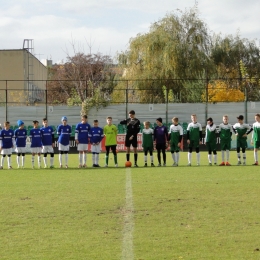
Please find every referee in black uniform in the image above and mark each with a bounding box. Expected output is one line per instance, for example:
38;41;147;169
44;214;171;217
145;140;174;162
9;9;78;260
120;110;141;166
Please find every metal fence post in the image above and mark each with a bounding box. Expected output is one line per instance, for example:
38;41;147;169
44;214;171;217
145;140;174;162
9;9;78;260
45;80;48;118
165;86;168;125
205;75;209;125
5;80;7;121
125;81;128;119
244;85;248;123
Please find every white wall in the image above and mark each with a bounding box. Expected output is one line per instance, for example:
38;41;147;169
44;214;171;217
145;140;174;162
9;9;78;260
0;102;259;128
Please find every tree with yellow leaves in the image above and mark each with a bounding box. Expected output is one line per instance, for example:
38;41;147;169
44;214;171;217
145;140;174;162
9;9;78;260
202;80;244;102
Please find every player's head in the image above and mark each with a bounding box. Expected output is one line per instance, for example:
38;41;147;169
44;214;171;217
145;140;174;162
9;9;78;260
4;121;10;129
156;117;163;126
42;117;48;127
172;117;178;124
143;121;150;129
17;120;24;129
237;115;244;123
207;117;213;125
61;116;67;125
191;114;197;123
33;120;39;128
129;110;135;119
255;113;260;122
93;119;99;127
81;115;88;123
223;115;229;124
107;116;112;125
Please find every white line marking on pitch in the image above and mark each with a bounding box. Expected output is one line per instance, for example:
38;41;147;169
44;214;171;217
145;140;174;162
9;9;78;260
121;167;134;260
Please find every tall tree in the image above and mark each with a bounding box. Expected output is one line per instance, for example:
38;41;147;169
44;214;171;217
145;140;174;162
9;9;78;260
211;34;260;80
117;4;213;102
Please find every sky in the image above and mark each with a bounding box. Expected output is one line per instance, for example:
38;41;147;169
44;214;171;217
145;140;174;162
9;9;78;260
0;0;260;64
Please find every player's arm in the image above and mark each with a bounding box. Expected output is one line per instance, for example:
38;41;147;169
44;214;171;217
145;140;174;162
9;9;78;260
0;137;2;150
199;127;202;144
133;120;141;136
153;127;157;144
179;125;183;144
29;130;32;143
100;129;104;141
52;131;55;147
232;125;238;135
164;127;169;144
57;125;61;137
75;125;79;143
12;134;15;148
246;124;253;136
186;130;190;144
251;127;254;143
89;133;93;144
120;119;127;125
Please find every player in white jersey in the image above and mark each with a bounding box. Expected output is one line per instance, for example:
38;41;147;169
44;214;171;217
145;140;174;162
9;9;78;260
251;113;260;165
233;115;252;165
187;114;202;166
142;121;154;167
168;117;183;166
219;115;233;166
205;117;217;165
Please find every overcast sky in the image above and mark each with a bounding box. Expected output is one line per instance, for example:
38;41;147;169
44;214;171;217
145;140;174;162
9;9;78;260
1;0;260;64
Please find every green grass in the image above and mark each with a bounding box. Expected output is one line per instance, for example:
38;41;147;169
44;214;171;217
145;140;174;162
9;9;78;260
1;151;260;259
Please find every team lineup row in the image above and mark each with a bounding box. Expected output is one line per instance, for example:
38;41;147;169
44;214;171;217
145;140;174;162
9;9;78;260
1;110;260;169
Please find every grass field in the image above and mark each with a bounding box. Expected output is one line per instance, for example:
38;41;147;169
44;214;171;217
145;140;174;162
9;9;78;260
1;151;260;260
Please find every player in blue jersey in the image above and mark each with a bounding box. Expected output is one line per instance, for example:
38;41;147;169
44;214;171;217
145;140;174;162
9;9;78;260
75;115;91;168
30;120;42;169
57;116;72;168
0;121;15;169
89;120;104;167
41;118;55;168
14;120;27;168
154;117;168;166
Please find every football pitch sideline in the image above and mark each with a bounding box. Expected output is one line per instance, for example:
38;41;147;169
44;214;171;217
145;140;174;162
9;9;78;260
1;152;260;260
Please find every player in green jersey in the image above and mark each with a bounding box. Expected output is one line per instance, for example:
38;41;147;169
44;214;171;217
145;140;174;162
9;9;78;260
187;114;202;166
168;117;183;166
142;121;154;167
219;115;232;166
103;117;118;167
205;117;217;165
251;113;260;165
232;115;252;165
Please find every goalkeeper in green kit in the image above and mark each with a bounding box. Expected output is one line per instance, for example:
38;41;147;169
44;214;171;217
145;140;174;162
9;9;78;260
103;116;118;167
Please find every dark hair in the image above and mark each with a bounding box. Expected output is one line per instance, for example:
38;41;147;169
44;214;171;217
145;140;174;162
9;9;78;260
207;117;213;122
33;120;39;124
129;110;135;115
82;115;88;119
94;120;98;123
42;117;47;121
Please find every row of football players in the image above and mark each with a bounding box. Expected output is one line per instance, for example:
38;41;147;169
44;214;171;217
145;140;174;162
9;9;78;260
0;116;107;169
142;113;260;167
1;112;260;169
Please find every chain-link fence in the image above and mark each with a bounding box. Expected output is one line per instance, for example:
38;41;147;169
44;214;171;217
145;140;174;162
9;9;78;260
0;78;260;126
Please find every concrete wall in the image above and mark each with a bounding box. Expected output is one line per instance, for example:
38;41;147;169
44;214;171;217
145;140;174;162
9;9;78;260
0;49;47;103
